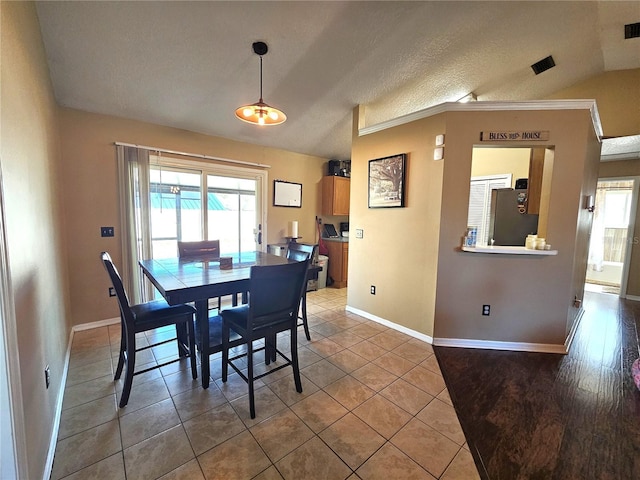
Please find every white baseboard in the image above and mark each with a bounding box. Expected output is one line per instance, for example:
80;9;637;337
44;317;120;480
73;317;120;332
432;337;568;354
625;294;640;302
345;305;434;344
564;308;584;352
346;305;571;354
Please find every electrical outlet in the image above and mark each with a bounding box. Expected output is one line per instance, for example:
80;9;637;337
109;287;116;297
44;365;50;389
101;226;115;237
370;285;376;295
356;229;364;239
482;304;490;316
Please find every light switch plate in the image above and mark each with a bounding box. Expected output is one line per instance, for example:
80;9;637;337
355;229;363;239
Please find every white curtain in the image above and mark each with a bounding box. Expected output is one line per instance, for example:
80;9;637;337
116;145;153;303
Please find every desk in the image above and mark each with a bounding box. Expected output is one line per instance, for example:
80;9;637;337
140;251;320;388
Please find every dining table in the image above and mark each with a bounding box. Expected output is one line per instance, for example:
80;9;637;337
139;250;320;388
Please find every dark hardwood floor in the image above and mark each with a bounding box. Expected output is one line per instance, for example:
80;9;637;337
435;291;640;479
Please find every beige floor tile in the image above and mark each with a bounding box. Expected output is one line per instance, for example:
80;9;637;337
419;353;442;374
319;413;386;470
214;371;265;401
163;368;200;397
301;359;347;388
392;341;433;364
391;418;460;478
416;398;467;445
123;425;194;480
402;365;446;397
353;395;412;440
328;317;363;331
379;378;434;415
351;363;398;391
310;322;345;338
58;394;117;440
437;388;453;406
348;323;385;340
250;409;315;462
349;340;388;361
51;420;121;480
172;383;228;422
275;436;352;480
60;452;125;480
230;385;289;427
356;442;436;480
157;458;205;480
117;377;171;416
368;331;409;351
66;358;113;387
441;448;481;480
71;328;111;353
252;465;284;480
267;372;319;405
290;390;348;433
326;349;369;373
183;402;246;455
323;375;375;410
120;398;181;449
328;330;365;348
62;375;115;410
371;351;416;376
297;345;324;368
306;337;345;357
198;430;271;480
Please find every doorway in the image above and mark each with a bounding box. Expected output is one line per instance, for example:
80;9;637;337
586;178;638;296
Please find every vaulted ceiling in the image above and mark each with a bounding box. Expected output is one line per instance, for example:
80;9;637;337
35;1;640;160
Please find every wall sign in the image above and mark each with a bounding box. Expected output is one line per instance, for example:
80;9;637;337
480;131;549;142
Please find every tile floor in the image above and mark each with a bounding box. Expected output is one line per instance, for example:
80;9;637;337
51;288;479;480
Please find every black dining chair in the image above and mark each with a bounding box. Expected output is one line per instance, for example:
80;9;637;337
177;240;225;310
220;259;310;418
101;252;197;408
286;243;318;341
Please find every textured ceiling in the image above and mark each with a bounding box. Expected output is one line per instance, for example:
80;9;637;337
35;1;640;160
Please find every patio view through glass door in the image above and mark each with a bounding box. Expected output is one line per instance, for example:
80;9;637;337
149;156;264;260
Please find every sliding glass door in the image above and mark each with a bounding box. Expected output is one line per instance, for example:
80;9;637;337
149;155;266;259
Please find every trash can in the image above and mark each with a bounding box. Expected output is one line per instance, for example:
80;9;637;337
317;255;328;289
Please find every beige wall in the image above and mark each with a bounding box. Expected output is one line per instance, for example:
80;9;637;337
550;68;640;297
57;109;326;326
471;147;530;187
548;68;640;137
1;2;70;478
349;110;445;337
350;105;601;346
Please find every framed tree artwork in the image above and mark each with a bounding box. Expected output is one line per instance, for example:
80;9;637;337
368;154;406;208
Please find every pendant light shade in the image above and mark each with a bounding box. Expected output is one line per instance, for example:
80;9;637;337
235;42;286;126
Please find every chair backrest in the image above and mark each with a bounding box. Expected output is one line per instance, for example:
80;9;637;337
100;251;134;324
286;243;317;262
248;260;310;329
178;240;220;259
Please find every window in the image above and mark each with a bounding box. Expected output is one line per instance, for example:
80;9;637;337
149;155;266;259
467;174;511;245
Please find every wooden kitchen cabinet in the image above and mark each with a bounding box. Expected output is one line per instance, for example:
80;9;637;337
326;240;348;288
322;176;350;216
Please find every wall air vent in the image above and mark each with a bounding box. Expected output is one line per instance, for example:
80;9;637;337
625;22;640;39
531;55;556;75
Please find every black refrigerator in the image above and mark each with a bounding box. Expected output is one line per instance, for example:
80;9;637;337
488;188;539;246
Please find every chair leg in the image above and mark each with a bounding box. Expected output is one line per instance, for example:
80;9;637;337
247;339;256;419
290;324;303;394
176;323;189;357
114;321;126;380
301;292;311;341
221;322;229;382
119;329;137;408
187;318;197;380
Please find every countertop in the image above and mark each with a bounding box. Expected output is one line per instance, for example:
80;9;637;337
322;236;349;243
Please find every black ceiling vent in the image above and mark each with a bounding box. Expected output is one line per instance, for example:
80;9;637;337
625;22;640;39
531;55;556;75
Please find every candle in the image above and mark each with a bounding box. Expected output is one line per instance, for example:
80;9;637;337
288;221;298;238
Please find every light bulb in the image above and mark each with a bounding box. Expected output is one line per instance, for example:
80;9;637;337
242;107;253;118
258;116;265;125
268;111;279;120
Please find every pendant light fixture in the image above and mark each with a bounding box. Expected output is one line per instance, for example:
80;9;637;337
235;42;286;126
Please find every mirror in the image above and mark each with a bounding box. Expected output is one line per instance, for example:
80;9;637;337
467;146;554;246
